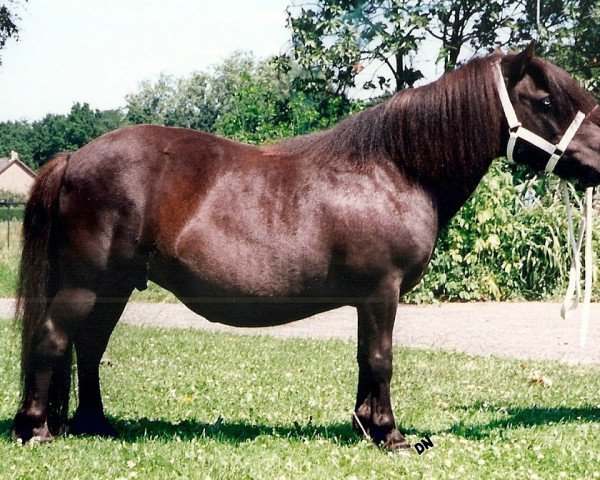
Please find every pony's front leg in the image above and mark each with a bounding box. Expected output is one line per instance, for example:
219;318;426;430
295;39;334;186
353;273;408;451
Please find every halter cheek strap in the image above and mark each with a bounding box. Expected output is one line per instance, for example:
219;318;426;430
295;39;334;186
492;61;591;173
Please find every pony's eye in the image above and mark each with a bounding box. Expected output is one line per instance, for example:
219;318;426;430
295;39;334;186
540;96;554;109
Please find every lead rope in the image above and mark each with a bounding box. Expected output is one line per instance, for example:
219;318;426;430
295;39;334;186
560;183;594;347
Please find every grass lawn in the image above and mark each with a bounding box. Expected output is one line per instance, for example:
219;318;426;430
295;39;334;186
0;221;21;298
1;320;599;479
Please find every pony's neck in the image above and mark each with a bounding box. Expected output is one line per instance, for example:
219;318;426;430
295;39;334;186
267;54;506;225
387;56;505;224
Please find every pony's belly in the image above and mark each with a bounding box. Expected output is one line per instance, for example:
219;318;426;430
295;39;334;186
181;298;344;327
148;254;347;326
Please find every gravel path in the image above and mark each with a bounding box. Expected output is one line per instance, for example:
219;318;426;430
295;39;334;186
1;299;599;364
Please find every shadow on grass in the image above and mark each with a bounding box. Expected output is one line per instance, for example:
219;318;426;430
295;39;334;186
441;404;600;440
0;416;363;446
0;419;12;441
1;405;598;444
110;416;363;445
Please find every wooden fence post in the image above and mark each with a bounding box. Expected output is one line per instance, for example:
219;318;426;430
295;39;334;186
7;204;10;250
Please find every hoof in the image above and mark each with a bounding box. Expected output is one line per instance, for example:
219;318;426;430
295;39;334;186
370;424;410;452
69;409;119;438
382;429;410;452
12;413;54;444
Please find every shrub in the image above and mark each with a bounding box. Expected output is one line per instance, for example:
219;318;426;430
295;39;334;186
0;190;25;222
408;160;595;302
0;189;25;204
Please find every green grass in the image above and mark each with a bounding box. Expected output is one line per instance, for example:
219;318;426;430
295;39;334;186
0;221;21;298
130;281;177;303
1;320;599;479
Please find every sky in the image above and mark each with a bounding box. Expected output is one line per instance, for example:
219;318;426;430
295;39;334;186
0;0;292;122
0;1;451;123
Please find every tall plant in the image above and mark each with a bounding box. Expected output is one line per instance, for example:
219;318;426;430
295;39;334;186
408;161;587;302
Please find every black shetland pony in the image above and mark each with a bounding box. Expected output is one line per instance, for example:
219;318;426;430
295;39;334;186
12;45;600;449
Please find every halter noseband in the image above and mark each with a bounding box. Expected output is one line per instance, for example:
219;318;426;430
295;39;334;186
492;61;595;173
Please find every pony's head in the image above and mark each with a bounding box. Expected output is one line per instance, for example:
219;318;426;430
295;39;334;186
496;43;600;189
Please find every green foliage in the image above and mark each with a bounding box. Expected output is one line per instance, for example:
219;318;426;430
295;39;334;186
285;1;600;96
0;222;21;295
0;121;34;168
0;190;24;204
29;103;128;166
123;51;357;146
284;0;427;94
125;72;218;131
520;1;600;96
213;55;357;144
283;0;527;94
0;104;128;168
211;53;290;142
213;70;286;143
0;0;26;65
124;53;277;133
1;321;600;478
0;206;23;222
422;0;520;71
409;161;597;302
0;190;25;222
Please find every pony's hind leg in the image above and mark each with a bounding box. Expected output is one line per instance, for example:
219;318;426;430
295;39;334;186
69;283;133;437
12;287;96;443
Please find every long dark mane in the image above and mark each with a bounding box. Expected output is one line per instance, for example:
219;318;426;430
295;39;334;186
267;54;505;218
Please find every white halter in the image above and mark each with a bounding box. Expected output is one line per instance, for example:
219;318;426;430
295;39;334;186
492;61;588;172
493;60;597;347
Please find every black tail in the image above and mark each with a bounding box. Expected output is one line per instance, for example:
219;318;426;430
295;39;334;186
16;153;71;432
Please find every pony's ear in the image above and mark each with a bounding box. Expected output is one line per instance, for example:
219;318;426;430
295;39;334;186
504;41;536;81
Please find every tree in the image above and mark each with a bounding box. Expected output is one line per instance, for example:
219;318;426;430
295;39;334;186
0;120;34;167
125;74;180;126
125;72;218;131
25;103;127;167
170;72;219;131
213;54;353;143
212;54;290;143
124;51;356;144
283;0;528;94
209;52;358;143
0;0;26;65
511;0;600;96
565;1;600;94
284;0;427;95
284;0;600;95
422;0;521;71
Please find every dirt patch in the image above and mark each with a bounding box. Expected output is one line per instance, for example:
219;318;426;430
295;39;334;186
2;299;598;364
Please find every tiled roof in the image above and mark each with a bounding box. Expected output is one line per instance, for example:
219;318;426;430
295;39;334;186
0;157;36;177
